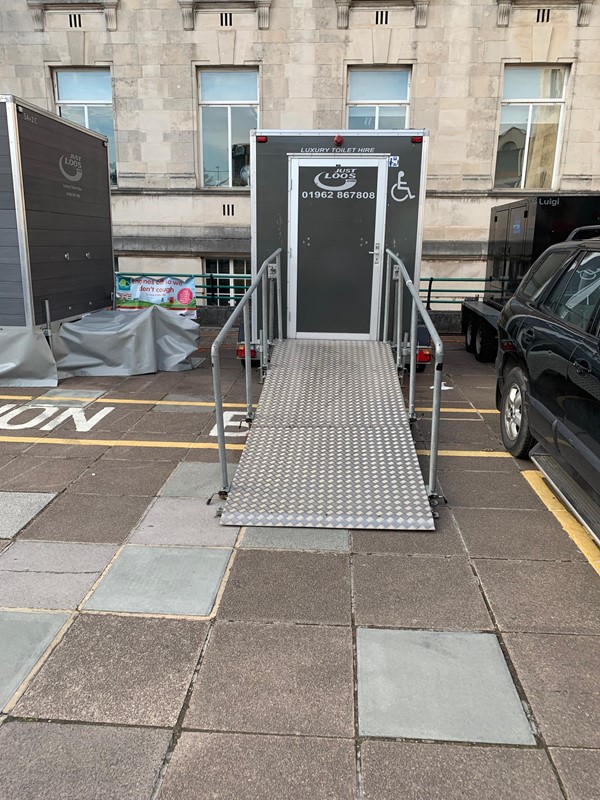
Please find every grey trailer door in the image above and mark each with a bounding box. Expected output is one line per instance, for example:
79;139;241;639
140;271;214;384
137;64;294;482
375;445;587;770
288;156;388;340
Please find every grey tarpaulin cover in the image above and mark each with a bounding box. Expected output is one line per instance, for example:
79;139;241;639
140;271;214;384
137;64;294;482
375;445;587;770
55;306;200;377
0;328;58;386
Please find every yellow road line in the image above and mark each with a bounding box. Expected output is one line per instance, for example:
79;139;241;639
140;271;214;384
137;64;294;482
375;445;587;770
0;394;250;409
416;407;499;415
0;435;244;450
522;470;600;576
416;448;512;458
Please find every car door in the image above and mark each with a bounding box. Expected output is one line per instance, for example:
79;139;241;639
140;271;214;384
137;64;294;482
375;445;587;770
557;251;600;494
515;249;579;448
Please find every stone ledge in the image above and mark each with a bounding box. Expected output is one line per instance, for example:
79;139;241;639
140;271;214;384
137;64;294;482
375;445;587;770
27;0;119;31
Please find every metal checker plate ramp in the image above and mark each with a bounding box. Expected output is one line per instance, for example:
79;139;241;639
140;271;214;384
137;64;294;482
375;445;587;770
221;340;434;530
254;340;409;428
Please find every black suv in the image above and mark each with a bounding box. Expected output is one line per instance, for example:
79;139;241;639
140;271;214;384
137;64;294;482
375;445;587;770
496;240;600;531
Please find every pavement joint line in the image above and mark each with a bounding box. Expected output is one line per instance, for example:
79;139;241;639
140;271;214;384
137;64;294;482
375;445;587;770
416;407;500;414
2;611;77;715
0;606;71;614
522;470;600;576
79;609;213;621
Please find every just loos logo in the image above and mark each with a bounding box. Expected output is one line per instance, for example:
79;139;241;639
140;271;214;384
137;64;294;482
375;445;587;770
59;153;83;182
313;168;357;192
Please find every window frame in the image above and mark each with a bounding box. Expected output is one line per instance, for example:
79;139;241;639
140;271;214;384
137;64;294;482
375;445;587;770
198;69;259;190
52;67;117;185
204;256;251;306
494;65;569;191
541;250;600;335
346;67;411;130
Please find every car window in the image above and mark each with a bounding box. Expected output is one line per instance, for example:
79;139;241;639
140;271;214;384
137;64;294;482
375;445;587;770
544;252;600;333
517;250;571;301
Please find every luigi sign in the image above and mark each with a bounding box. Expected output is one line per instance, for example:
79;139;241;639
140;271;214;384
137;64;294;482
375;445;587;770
115;275;196;310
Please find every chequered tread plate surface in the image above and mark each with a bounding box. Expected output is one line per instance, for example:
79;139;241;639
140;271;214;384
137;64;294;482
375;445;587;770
258;340;409;428
221;427;433;530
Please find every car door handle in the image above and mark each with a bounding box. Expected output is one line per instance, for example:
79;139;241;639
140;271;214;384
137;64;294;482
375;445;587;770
521;328;535;346
574;358;592;375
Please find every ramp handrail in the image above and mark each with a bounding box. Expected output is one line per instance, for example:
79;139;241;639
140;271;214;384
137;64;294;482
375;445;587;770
211;248;283;498
384;250;443;502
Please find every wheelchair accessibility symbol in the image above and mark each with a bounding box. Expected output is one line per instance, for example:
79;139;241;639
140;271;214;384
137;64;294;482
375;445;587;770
391;171;415;202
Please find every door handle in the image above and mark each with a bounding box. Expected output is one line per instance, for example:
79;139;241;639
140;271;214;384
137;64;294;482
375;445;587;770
521;328;535;346
574;358;592;375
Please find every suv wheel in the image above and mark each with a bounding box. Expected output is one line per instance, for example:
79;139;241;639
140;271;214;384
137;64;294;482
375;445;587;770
500;367;536;458
465;317;477;353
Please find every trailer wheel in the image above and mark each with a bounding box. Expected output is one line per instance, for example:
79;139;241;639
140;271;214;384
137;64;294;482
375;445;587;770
500;367;535;458
465;317;477;354
474;323;497;362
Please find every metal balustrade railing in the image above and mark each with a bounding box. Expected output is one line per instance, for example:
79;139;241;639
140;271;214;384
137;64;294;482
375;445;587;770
384;250;444;504
210;248;283;498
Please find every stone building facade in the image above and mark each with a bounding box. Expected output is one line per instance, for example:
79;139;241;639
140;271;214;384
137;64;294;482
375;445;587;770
0;0;598;301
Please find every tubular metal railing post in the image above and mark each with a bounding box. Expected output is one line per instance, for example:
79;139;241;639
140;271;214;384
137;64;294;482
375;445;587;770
243;301;253;424
396;269;404;371
428;338;444;499
383;253;392;342
260;268;268;379
211;346;229;496
268;266;275;344
408;298;418;421
385;249;444;503
211;247;282;498
276;253;283;340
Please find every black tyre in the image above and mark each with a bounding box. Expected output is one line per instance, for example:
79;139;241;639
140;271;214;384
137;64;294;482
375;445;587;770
500;367;536;458
474;322;497;362
416;363;427;373
240;358;260;369
465;317;477;353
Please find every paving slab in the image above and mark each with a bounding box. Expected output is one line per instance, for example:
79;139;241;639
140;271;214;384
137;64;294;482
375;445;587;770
33;389;106;407
20;491;152;543
353;554;492;630
51;406;150;434
155;393;214;412
159;461;234;499
441;470;546;510
22;432;118;460
13;614;208;726
0;492;56;538
475;559;600;634
504;632;600;748
454;507;585;561
185;621;354;737
550;748;600;800
360;741;562;800
102;433;194;461
130;497;238;547
418;418;501;445
159;732;356;800
241;526;350;551
85;545;231;616
69;459;176;496
0;542;117;610
0;719;170;800
0;610;68;710
131;411;213;435
0;457;94;493
217;550;351;624
357;628;534;743
352;506;464;555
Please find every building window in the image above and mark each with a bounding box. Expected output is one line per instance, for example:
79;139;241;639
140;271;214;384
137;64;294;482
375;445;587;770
494;66;568;190
346;69;410;130
199;71;258;188
54;69;117;185
205;258;251;305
